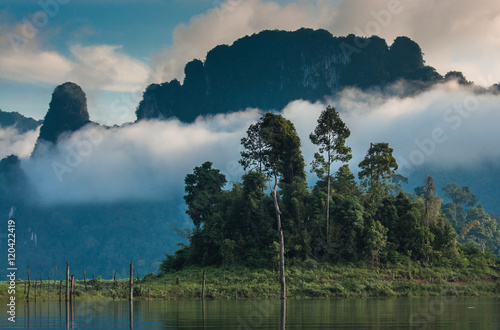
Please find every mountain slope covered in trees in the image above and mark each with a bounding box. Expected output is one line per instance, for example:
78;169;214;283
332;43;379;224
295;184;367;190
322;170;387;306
0;109;42;133
136;29;443;122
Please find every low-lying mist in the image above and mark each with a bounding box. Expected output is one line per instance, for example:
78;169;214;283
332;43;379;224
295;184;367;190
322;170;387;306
3;81;499;207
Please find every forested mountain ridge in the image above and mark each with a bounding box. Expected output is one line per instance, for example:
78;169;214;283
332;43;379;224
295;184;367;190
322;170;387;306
136;28;443;122
0;109;42;133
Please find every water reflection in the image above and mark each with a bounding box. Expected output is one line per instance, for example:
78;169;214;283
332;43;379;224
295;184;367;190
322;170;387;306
202;299;206;329
129;300;133;330
3;297;499;329
281;299;286;330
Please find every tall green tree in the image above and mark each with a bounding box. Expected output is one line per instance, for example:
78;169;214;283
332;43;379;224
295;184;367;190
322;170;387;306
441;183;478;232
358;142;398;218
466;205;498;254
239;121;269;173
237;171;276;266
184;161;227;229
240;112;305;299
358;142;398;187
309;106;352;245
182;161;227;265
396;199;434;261
334;196;364;261
442;183;478;207
414;175;441;226
366;220;388;267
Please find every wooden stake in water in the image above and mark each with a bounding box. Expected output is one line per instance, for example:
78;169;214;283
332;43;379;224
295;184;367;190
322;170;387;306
70;275;75;301
202;269;206;300
129;261;133;301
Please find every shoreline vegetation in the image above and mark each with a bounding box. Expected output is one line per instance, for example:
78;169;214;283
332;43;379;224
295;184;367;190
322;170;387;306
2;262;499;302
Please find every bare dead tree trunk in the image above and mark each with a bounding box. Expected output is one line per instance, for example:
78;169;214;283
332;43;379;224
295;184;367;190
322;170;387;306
70;275;75;301
201;269;206;300
129;261;133;301
272;169;286;300
326;164;331;247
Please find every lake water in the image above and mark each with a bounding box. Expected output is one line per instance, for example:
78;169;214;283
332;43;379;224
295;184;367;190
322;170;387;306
1;297;499;329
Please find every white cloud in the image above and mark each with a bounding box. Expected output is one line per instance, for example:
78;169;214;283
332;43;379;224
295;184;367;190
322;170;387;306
0;126;40;159
0;20;72;84
0;21;149;93
283;81;500;179
69;44;149;92
17;81;500;205
24;110;260;204
0;49;72;84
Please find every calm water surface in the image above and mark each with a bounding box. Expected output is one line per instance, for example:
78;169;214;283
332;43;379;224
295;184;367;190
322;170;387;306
1;297;499;329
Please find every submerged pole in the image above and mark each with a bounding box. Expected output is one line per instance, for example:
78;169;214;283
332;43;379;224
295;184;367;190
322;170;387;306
202;269;206;300
70;275;75;301
129;261;133;301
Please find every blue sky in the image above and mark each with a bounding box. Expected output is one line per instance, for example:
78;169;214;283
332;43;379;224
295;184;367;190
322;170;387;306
1;0;499;125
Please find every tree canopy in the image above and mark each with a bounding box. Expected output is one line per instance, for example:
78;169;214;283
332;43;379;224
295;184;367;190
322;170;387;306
162;111;500;274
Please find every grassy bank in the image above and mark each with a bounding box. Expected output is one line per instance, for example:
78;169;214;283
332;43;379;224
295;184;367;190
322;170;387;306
2;261;499;301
